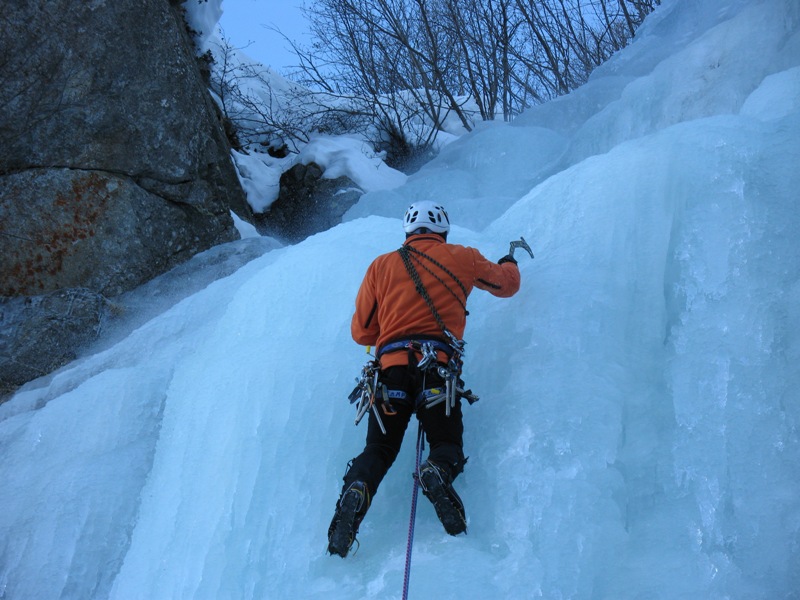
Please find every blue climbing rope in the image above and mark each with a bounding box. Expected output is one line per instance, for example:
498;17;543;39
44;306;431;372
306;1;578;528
402;423;425;600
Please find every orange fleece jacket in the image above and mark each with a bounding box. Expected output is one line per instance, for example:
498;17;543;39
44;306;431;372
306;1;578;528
351;234;521;368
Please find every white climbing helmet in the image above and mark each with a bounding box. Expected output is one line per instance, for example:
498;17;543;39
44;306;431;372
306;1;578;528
403;201;450;234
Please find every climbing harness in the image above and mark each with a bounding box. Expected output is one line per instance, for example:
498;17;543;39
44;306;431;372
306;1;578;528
376;336;455;365
402;423;425;600
347;344;478;431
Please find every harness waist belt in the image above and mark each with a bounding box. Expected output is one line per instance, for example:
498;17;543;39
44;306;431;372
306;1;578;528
376;337;455;360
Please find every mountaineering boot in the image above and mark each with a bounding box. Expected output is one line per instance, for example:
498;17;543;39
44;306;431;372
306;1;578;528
327;481;370;557
418;460;467;535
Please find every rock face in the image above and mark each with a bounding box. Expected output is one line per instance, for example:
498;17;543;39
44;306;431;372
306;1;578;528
255;162;362;243
1;169;238;297
0;290;109;397
0;0;250;296
0;0;252;395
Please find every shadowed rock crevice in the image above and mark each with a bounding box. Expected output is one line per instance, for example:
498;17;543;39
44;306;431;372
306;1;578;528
254;162;363;243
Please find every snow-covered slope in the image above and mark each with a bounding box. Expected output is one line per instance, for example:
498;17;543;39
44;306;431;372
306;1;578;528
1;0;798;598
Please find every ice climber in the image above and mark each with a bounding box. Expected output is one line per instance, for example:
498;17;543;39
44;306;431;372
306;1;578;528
328;200;522;558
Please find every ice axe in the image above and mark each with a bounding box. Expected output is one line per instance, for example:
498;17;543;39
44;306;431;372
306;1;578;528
508;236;534;260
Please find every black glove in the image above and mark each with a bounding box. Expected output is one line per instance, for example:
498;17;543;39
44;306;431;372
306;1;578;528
498;254;518;266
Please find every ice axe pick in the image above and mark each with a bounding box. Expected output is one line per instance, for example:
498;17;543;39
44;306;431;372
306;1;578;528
508;236;534;260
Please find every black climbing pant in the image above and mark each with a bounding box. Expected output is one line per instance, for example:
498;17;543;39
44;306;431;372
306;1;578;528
342;364;466;497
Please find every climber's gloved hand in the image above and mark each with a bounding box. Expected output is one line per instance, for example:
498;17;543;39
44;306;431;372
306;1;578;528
498;254;518;266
